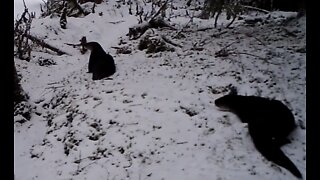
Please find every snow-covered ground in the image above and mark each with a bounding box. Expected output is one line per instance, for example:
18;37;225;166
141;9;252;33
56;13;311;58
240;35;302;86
14;1;306;180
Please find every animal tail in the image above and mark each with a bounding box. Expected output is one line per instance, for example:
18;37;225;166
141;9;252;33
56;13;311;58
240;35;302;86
257;144;302;179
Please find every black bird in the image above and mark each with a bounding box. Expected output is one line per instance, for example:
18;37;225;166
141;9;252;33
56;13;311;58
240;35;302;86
215;94;302;179
83;42;116;80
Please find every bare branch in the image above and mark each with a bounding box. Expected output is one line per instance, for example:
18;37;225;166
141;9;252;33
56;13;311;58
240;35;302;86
150;0;168;21
22;0;27;9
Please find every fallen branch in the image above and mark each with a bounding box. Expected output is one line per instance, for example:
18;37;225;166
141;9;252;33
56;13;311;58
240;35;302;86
108;20;125;24
47;81;62;85
161;35;182;48
190;47;204;51
231;52;282;65
232;52;266;60
16;29;70;55
215;40;240;57
240;5;270;14
211;30;228;38
45;85;65;89
245;33;267;46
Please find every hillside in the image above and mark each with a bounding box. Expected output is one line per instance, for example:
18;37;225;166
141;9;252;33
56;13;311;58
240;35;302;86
14;1;306;180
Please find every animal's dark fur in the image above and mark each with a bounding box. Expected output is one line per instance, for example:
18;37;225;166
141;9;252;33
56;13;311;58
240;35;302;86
83;42;116;80
215;94;302;179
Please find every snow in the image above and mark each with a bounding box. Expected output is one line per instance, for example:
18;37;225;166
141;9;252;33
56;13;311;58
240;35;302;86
14;1;306;180
14;0;43;19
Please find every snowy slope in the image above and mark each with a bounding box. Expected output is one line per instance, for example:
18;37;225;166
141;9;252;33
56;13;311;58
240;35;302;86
14;1;306;180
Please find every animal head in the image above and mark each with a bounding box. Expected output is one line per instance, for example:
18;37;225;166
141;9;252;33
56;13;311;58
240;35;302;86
214;94;241;111
214;85;239;111
82;42;101;51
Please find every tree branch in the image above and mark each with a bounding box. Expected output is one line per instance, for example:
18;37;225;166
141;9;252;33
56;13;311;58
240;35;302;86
150;0;169;21
16;29;70;55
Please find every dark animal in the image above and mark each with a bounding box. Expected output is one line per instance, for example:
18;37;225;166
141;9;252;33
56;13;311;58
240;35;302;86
83;42;116;80
215;94;302;179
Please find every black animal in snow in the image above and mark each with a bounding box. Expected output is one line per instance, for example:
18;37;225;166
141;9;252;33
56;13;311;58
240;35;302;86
83;42;116;80
215;93;302;179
